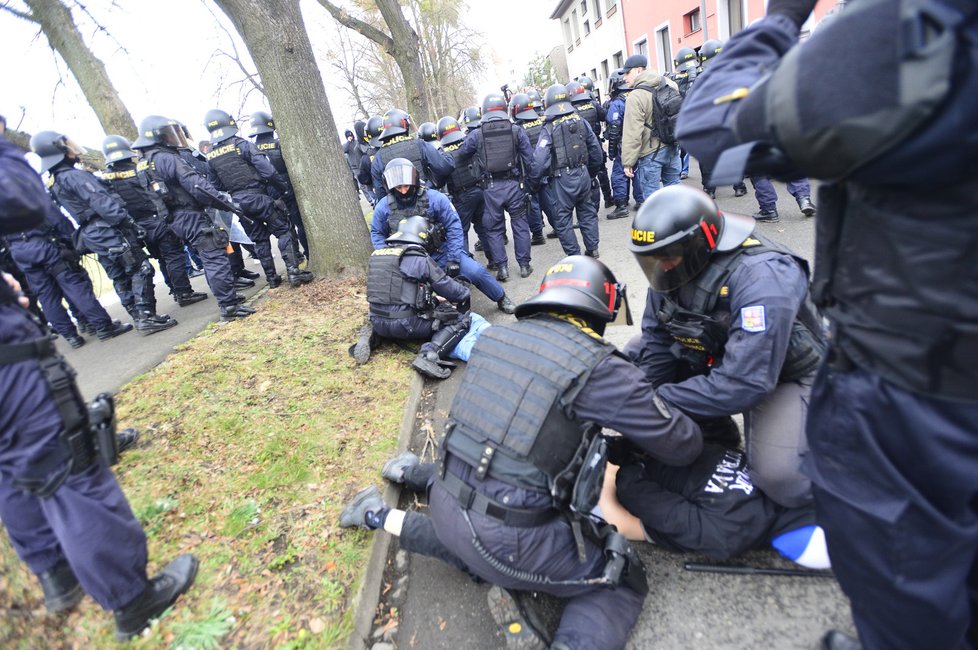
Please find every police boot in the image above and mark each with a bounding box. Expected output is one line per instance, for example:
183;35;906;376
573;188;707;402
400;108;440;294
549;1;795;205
487;586;549;650
350;323;375;365
76;320;95;335
287;267;314;288
134;311;178;336
114;554;198;641
607;203;629;220
496;266;509;282
411;351;453;380
233;277;256;289
531;232;547;246
95;320;134;341
38;559;83;614
704;188;717;200
339;485;388;529
797;196;817;217
520;264;534;279
546;229;559;239
175;291;208;307
474;240;484;252
752;208;780;223
733;184;748;197
237;268;260;280
66;334;85;349
267;273;283;289
821;630;862;650
497;295;516;314
220;304;256;321
116;427;140;454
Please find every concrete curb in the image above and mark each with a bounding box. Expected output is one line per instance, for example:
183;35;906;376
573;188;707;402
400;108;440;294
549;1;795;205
347;371;426;650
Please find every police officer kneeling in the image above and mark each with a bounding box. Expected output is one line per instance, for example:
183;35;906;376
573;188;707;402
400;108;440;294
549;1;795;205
364;216;472;380
340;256;702;650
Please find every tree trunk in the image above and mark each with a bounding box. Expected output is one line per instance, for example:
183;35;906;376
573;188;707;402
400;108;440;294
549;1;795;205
21;0;137;140
213;0;372;276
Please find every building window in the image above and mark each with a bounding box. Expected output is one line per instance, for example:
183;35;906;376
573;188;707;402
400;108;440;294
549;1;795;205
635;38;649;58
594;0;603;14
613;50;623;69
581;0;587;15
572;10;580;41
601;59;609;80
563;18;572;48
685;9;701;34
655;27;672;73
584;19;591;36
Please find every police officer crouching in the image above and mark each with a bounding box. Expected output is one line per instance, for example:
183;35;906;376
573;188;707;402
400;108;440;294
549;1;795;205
340;256;703;650
359;216;472;380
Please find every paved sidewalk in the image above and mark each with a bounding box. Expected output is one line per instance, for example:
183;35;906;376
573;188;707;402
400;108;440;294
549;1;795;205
377;172;856;649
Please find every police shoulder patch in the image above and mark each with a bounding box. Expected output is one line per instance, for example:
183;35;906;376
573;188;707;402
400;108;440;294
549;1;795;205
740;305;767;332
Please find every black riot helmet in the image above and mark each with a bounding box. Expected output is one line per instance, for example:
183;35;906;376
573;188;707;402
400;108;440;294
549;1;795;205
526;88;544;111
437;115;466;146
417;121;439;143
543;84;575;117
700;39;724;68
629;185;755;292
508;93;539;121
460;106;482;130
516;255;630;329
365;116;385;147
383;157;420;195
608;68;627;97
481;93;509;121
386;215;442;253
674;46;698;72
578;76;595;94
204;109;239;143
565;80;590;104
250;110;276;136
101;135;138;166
380;108;412;141
132;115;188;150
30;130;85;172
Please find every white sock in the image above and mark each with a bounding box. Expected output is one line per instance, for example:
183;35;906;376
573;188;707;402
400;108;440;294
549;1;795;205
383;509;406;537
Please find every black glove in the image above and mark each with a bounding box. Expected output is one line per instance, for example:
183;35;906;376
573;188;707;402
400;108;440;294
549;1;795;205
59;244;81;266
590;177;599;190
767;0;818;27
605;435;642;467
608;142;620;160
445;261;461;278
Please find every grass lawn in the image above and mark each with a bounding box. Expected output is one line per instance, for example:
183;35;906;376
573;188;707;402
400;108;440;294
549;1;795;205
0;277;414;649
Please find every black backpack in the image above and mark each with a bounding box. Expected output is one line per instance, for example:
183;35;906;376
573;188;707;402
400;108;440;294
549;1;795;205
636;81;683;146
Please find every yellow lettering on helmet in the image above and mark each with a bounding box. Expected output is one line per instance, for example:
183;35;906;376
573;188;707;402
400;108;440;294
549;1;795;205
207;120;219;127
631;228;656;244
546;263;573;275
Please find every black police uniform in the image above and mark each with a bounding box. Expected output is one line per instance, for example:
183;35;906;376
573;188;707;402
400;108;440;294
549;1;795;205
513;114;550;240
677;3;978;648
441;136;488;254
572;96;612;208
529;114;604;256
253;133;309;258
139;146;240;311
47;163;159;323
206;136;304;284
102;160;199;303
370;137;454;204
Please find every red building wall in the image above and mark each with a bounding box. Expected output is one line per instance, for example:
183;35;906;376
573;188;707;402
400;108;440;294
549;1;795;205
620;0;840;72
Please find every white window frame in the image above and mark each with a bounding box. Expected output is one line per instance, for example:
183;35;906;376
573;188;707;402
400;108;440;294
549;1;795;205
652;21;672;74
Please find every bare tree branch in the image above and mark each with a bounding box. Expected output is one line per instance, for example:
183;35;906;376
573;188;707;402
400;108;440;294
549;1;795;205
317;0;393;51
0;1;35;21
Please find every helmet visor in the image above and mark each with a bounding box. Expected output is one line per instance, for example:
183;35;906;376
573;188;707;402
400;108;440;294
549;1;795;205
634;236;711;292
63;137;86;158
383;162;418;191
157;124;189;149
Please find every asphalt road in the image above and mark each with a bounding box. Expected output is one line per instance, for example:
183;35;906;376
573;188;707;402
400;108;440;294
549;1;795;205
392;168;856;650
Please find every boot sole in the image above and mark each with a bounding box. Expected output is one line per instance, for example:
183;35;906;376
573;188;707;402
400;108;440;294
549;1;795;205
487;586;548;650
135;321;179;336
352;327;373;365
339;486;384;528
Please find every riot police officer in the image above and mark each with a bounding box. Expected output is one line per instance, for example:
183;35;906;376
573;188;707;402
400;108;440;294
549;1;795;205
0;135;198;640
459;106;482;132
204;109;312;288
340;255;702;650
132;115;254;320
677;0;978;646
508;93;549;246
567;77;612;210
698;39;723;70
101;135;207;309
529;84;604;258
452;93;535;281
370;108;455;204
31;131;177;336
670;48;698;180
356;115;384;204
364;216;471;380
605;69;643;219
627;185;824;508
369;158;516;314
437;115;488;254
417;122;440;147
247;111;310;260
5;193;131;347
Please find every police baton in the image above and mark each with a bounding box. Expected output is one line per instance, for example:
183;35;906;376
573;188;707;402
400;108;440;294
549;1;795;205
683;562;833;578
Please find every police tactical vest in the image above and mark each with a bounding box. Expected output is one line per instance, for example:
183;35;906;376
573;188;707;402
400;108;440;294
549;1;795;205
480;119;518;176
574;101;601;138
206;138;262;193
366;245;433;317
255;135;288;176
519;118;545;149
442;315;616;498
386;188;430;235
49;174;96;226
550;115;588;174
658;236;825;382
102;162;158;218
818;179;978;400
377;136;427;186
443;142;482;193
142;149;197;211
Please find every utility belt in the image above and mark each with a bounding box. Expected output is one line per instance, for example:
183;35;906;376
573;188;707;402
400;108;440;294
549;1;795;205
551;164;585;178
487;171;517;181
0;337;120;498
12;232;53;243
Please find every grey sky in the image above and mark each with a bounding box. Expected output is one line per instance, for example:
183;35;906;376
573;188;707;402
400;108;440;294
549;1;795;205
0;0;560;149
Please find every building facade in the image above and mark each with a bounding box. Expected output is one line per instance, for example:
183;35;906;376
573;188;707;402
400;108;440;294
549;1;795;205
550;0;629;101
